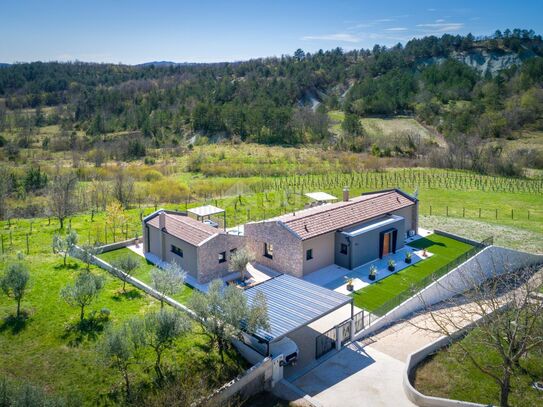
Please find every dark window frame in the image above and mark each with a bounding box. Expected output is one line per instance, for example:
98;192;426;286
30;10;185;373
340;243;348;255
264;242;273;259
171;245;183;257
306;248;313;261
218;251;227;263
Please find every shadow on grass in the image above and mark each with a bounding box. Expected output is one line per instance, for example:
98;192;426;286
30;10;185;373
62;312;109;346
53;262;80;271
0;312;31;334
408;237;446;250
111;289;143;301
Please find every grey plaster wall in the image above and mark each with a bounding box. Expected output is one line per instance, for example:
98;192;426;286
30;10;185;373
302;232;335;275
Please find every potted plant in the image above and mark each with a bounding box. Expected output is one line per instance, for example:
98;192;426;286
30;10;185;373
422;249;428;258
345;277;354;291
369;265;377;281
388;259;396;272
405;252;412;264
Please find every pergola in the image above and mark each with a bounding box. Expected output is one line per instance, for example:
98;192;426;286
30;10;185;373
304;191;338;203
187;205;226;230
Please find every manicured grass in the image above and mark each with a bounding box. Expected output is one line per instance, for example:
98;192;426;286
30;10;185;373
413;328;543;407
0;254;244;405
352;234;474;313
98;248;194;304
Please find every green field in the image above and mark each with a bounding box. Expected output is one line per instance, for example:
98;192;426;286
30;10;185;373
98;248;194;304
352;234;474;313
414;327;543;407
0;254;243;405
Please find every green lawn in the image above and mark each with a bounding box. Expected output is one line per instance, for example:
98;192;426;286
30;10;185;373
0;254;243;405
413;327;543;407
352;234;474;314
98;248;194;304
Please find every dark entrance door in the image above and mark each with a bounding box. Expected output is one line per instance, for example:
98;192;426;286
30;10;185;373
379;228;397;258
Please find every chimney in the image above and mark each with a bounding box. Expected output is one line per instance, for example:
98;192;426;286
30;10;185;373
343;187;350;202
158;211;166;230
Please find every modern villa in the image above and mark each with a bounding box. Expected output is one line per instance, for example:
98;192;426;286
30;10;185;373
142;188;418;283
244;189;418;278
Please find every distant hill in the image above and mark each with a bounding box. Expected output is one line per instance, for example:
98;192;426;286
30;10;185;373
137;61;196;67
0;63;10;68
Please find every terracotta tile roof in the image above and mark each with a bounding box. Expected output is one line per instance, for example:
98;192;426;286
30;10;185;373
147;213;219;246
276;190;415;240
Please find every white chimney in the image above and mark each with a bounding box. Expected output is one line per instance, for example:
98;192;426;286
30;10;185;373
158;211;166;230
343;187;350;202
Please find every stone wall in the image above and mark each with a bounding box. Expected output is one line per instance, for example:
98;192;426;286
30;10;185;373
197;234;245;283
244;221;303;277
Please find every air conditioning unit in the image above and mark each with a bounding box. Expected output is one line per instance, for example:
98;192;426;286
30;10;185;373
408;230;416;237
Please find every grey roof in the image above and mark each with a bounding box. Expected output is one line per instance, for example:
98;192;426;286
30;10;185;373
244;274;352;343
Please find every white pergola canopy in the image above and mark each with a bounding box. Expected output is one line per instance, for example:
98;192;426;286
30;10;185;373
187;205;225;217
305;192;338;202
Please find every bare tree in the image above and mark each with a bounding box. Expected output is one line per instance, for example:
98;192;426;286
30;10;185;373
113;170;135;209
411;262;543;407
48;168;78;229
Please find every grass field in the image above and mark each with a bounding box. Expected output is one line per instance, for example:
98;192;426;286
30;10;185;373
352;234;474;313
413;327;543;407
0;254;243;405
98;248;194;304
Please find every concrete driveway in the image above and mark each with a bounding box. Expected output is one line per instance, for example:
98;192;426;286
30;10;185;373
293;342;416;407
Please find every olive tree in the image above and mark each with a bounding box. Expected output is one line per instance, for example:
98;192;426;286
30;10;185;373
111;255;139;293
52;230;78;266
140;309;191;382
151;262;186;308
78;243;102;272
190;279;269;363
1;261;30;318
228;247;254;281
61;272;104;322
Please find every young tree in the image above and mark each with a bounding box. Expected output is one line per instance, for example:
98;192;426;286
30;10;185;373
112;170;134;209
106;200;127;242
140;309;191;381
79;243;102;272
1;261;30;318
48;168;78;229
411;264;543;407
151;262;186;308
61;272;104;322
189;279;269;363
52;230;78;266
111;255;139;293
100;324;139;400
228;247;254;281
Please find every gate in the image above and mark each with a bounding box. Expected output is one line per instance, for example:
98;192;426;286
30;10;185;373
315;327;336;359
353;310;365;333
338;318;352;346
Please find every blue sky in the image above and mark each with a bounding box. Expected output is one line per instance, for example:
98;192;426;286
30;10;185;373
1;0;542;64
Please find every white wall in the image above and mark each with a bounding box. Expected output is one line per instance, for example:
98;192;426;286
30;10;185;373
354;246;543;340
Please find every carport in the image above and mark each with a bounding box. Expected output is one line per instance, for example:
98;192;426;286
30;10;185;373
244;274;353;372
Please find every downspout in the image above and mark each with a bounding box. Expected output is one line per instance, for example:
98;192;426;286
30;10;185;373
346;236;352;270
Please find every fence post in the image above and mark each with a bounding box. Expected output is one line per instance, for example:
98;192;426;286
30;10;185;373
335;325;342;351
26;234;29;255
479;208;481;218
495;209;498;219
429;205;432;216
446;206;448;217
1;234;3;254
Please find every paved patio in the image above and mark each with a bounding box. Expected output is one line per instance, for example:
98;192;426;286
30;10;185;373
304;246;434;295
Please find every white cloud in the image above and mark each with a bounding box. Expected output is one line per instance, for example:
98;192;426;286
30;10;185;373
384;27;408;31
435;19;445;23
301;33;361;43
416;22;464;32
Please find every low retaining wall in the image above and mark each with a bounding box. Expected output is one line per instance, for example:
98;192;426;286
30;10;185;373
206;355;285;406
354;246;543;340
433;230;483;247
403;335;486;407
98;237;141;253
70;245;195;317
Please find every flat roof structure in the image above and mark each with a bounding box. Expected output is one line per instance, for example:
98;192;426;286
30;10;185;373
304;192;338;202
244;274;352;343
341;214;404;237
187;205;225;218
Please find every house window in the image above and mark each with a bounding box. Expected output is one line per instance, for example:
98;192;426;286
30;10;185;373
306;249;313;261
264;242;273;259
340;243;348;255
218;251;226;263
171;245;183;257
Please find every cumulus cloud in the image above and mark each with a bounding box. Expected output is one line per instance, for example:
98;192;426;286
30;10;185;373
301;33;361;43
